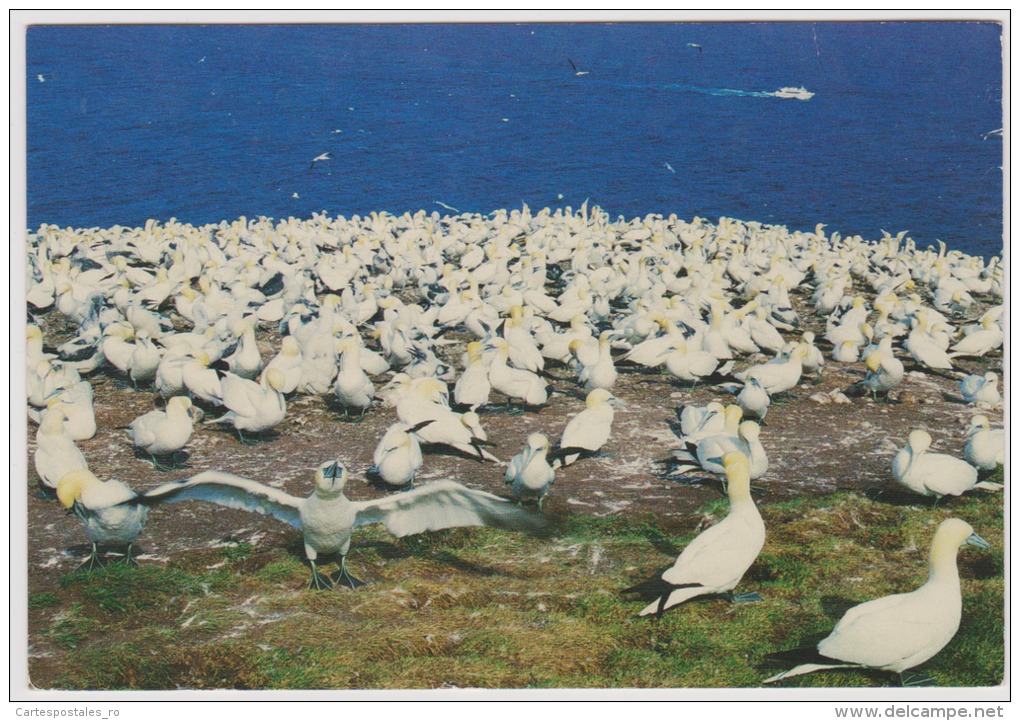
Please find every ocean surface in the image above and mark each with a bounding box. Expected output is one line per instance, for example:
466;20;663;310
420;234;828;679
26;22;1004;258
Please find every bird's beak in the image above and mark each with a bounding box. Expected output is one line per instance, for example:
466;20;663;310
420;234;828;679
610;398;628;408
966;533;991;550
520;445;539;468
324;461;343;481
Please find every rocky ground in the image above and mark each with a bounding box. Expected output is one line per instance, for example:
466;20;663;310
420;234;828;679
22;290;1005;688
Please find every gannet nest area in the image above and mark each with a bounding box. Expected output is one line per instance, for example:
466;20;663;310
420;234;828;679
24;208;1004;690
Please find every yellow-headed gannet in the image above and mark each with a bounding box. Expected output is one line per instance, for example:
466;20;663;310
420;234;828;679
147;461;547;589
764;519;990;686
626;451;765;616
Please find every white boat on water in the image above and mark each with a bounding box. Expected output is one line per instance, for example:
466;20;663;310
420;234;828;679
774;86;814;100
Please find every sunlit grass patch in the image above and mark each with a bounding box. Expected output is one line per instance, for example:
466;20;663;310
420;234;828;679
32;490;1004;690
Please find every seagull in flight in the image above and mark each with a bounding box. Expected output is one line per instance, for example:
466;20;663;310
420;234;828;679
310;152;333;169
686;43;703;53
664;162;676;174
568;59;590;77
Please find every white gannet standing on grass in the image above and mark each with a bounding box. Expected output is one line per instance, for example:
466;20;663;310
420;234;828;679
145;460;547;589
128;397;199;470
505;433;557;508
963;416;1004;472
56;469;151;571
764;519;990;687
554;388;623;467
625;451;765;616
892;430;1001;501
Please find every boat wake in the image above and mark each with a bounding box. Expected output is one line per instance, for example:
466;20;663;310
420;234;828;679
663;83;812;100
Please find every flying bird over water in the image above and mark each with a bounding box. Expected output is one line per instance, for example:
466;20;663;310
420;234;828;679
686;43;703;52
568;59;589;77
310;152;333;169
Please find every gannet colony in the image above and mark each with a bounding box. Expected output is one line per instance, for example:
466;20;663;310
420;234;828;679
25;205;1004;687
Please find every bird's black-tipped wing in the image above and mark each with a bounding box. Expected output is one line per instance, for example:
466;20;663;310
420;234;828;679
622;571;703;602
763;645;843;668
353;480;548;537
140;471;303;528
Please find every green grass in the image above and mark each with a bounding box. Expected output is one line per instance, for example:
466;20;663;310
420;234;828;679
29;489;1004;690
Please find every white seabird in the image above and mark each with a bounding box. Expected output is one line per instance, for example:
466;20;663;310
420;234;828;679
205;368;288;442
34;406;89;490
505;433;556;508
892;430;1001;500
146;460;547;589
963;416;1004;472
555;388;622;467
370;420;432;489
128;396;199;470
764;518;991;686
959;372;1000;405
310;152;333;169
626;451;765;616
56;469;152;570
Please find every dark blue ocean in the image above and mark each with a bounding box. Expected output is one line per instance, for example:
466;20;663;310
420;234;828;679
26;22;1003;258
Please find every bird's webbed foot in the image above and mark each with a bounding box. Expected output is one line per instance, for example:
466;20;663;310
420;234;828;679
332;558;367;589
307;560;335;590
237;430;260;446
120;543;140;566
308;569;335;591
75;545;108;573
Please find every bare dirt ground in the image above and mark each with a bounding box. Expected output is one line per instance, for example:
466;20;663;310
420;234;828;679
23;290;1005;686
